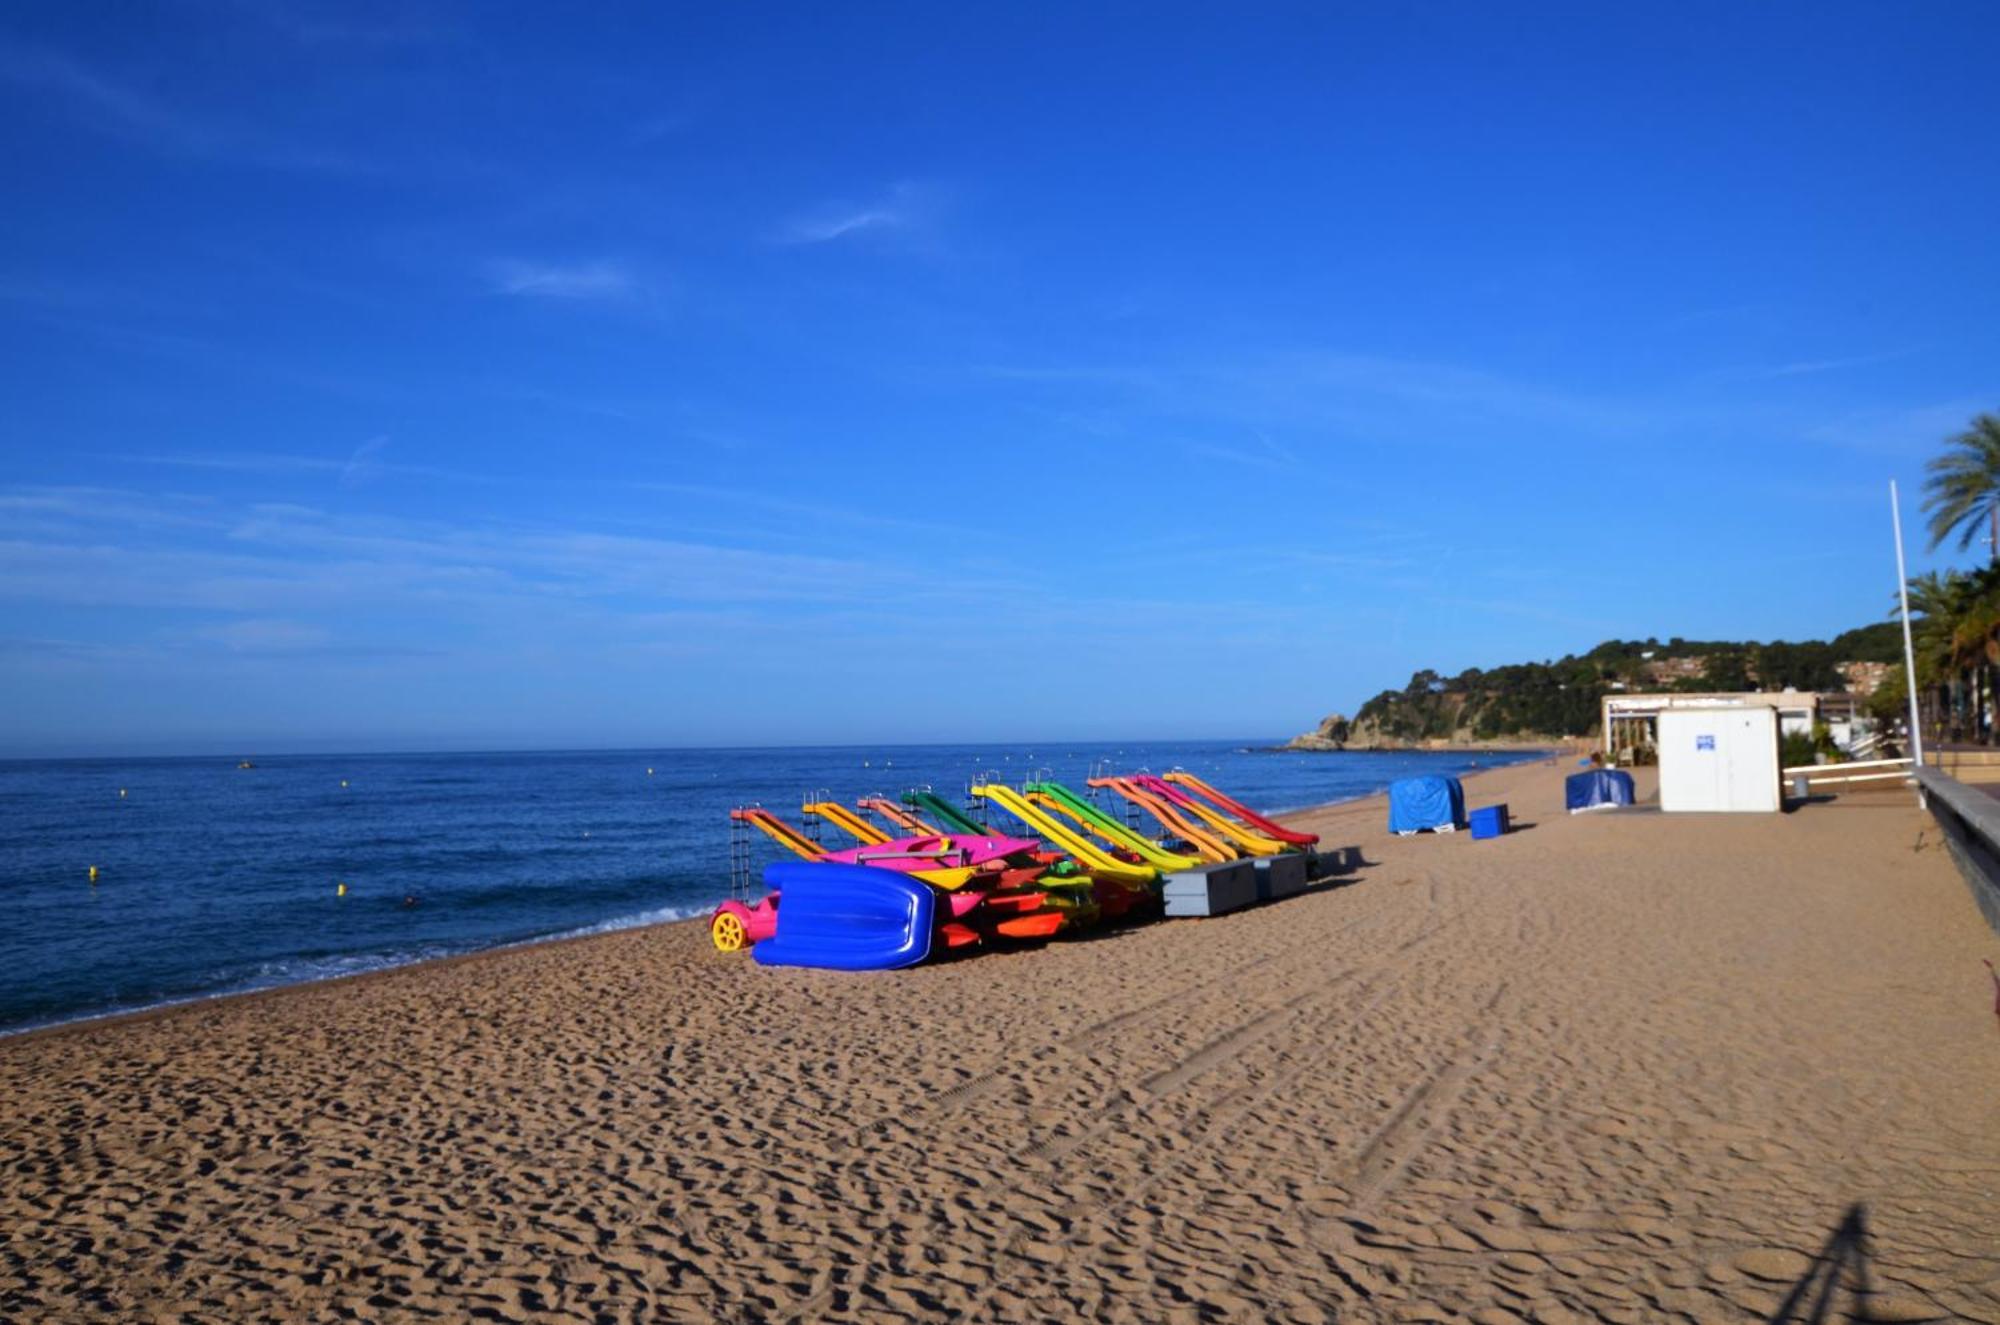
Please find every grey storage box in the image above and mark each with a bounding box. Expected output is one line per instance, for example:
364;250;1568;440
1161;859;1257;917
1252;852;1308;902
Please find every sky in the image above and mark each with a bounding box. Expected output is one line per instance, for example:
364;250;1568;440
2;2;1997;756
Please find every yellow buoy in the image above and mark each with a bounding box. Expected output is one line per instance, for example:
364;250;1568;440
88;865;99;884
336;881;348;898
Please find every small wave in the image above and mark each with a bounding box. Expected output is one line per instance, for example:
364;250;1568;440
0;945;463;1040
539;900;715;942
0;901;722;1041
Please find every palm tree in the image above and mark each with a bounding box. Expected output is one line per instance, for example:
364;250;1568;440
1923;413;2000;559
1898;566;2000;744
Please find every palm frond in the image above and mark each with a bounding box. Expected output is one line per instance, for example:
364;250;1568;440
1921;413;2000;551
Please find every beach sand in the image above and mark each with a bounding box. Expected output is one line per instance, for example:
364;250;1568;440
4;759;1998;1322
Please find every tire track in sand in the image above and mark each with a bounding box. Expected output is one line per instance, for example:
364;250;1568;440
831;904;1395;1156
880;917;1484;1322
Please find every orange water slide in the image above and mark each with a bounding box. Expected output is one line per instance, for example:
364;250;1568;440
857;797;938;835
1160;771;1319;846
729;806;827;860
1085;777;1236;863
801;800;891;845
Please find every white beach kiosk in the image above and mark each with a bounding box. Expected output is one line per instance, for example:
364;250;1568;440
1656;705;1782;813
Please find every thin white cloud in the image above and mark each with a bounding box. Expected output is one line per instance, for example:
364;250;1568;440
1804;399;1989;457
776;182;931;246
104;449;494;486
0;45;361;172
0;46;220;154
0;483;1295;664
210;0;455;48
976;349;1645;440
487;259;638;300
195;617;333;652
1704;348;1918;384
1184;432;1301;474
340;435;391;488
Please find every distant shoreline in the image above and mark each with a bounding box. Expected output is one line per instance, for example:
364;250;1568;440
1269;742;1562;756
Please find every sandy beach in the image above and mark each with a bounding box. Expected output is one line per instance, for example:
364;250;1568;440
4;758;1998;1323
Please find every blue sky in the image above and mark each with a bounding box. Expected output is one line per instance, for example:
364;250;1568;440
2;2;1996;756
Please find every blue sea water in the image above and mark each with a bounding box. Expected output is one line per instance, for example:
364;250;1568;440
0;741;1539;1035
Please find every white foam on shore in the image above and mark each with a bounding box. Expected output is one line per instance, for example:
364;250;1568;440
0;899;722;1041
539;900;714;942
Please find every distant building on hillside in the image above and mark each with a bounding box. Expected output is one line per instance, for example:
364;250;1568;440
1641;656;1710;685
1840;660;1891;697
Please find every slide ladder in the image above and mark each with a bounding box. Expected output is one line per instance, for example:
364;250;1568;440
858;797;938;836
729;806;827;861
1161;771;1319;846
969;784;1158;886
801;799;892;845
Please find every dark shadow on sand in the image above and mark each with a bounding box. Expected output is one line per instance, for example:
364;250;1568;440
1314;845;1374;877
1765;1202;1871;1324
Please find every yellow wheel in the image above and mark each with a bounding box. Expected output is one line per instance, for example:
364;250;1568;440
711;910;749;953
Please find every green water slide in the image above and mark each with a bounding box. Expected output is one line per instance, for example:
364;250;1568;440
970;784;1158;885
899;789;990;836
1021;781;1202;871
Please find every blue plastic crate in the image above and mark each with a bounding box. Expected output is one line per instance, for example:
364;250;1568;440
1469;804;1510;840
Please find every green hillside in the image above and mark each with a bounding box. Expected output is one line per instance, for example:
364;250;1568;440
1348;627;1900;744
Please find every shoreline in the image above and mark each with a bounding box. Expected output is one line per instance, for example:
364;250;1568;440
1;757;1545;1047
1278;740;1574;754
5;756;1995;1320
0;899;708;1048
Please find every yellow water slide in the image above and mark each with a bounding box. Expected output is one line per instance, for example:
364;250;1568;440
1023;790;1202;871
969;784;1158;885
1160;791;1289;857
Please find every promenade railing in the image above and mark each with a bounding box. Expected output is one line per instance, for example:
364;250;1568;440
1912;766;2000;935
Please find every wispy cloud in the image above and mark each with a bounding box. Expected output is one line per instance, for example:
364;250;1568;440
193;617;332;652
0;45;359;172
1803;399;1987;457
1184;432;1300;474
1703;348;1918;384
0;46;221;154
211;0;457;48
486;259;639;300
340;435;392;487
975;349;1647;443
776;181;933;246
105;446;493;487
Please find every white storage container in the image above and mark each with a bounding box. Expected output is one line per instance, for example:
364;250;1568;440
1658;706;1781;813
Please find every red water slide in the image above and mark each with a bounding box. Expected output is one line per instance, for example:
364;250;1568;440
1153;772;1319;846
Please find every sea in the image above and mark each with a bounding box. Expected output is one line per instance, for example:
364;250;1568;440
0;741;1540;1036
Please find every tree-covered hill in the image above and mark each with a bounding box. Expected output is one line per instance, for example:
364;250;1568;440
1305;626;1903;746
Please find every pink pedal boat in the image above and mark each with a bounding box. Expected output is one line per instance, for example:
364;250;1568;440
822;833;1043;889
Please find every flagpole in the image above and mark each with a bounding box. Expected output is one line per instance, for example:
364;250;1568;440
1890;481;1925;788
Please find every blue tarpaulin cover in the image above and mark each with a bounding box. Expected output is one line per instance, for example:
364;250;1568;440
1388;775;1465;833
1565;769;1636;813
